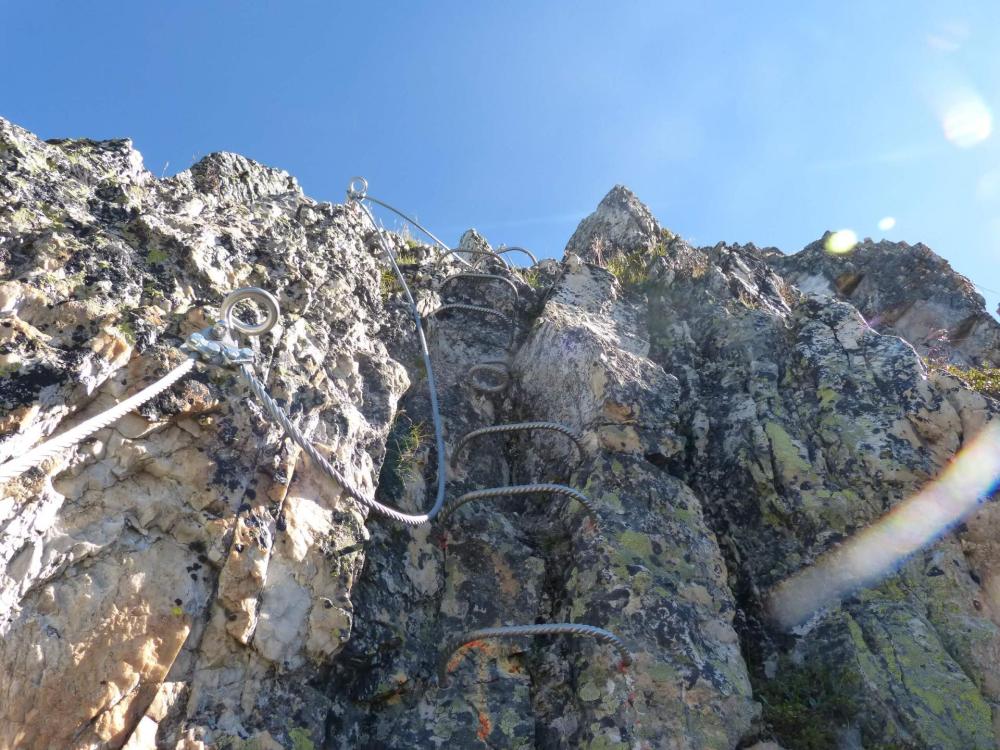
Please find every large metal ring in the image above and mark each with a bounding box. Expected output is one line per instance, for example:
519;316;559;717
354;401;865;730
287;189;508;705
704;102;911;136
346;176;368;201
220;287;281;336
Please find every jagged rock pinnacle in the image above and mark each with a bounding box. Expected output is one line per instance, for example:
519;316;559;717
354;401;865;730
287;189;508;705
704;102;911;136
563;184;666;264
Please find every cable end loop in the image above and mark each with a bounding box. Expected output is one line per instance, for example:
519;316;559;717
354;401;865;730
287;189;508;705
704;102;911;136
346;176;368;202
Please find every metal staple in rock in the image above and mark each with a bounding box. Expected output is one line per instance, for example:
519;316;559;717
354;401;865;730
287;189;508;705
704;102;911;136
467;360;512;394
496;246;539;266
439;482;601;528
440;273;519;309
450;248;512;270
439;623;632;686
426;303;516;349
451;421;587;469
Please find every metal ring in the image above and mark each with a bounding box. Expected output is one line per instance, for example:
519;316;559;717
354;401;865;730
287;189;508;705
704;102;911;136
220;287;281;336
468;361;511;393
346;176;368;201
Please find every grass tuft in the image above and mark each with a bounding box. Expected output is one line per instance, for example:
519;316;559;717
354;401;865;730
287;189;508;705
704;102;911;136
942;364;1000;399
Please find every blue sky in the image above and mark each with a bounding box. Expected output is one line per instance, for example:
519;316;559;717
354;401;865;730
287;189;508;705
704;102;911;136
3;2;999;315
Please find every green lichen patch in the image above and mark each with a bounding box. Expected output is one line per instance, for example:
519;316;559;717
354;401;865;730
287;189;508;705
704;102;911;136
288;726;315;750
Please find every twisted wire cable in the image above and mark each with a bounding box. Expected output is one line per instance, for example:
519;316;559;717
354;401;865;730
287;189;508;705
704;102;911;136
496;246;539;266
426;304;515;348
439;483;601;528
451;422;586;470
440;273;519;309
439;623;632;686
0;357;195;483
467;360;512;393
244;189;444;526
238;363;375;506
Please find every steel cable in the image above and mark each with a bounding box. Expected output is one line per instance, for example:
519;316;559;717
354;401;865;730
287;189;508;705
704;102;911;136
439;623;632;686
0;357;196;483
256;189;447;526
347;177;474;270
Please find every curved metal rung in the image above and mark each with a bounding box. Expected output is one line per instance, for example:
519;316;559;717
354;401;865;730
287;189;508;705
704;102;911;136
468;360;511;393
439;483;600;528
451;421;586;469
439;623;631;686
440;273;519;309
426;304;515;348
435;248;512;271
496;246;539;267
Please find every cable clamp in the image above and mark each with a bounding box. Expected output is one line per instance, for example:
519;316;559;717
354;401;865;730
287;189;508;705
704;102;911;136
182;328;255;367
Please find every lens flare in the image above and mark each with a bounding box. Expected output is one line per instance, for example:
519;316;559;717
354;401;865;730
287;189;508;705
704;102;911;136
824;229;858;255
768;422;1000;630
877;217;896;231
942;93;993;148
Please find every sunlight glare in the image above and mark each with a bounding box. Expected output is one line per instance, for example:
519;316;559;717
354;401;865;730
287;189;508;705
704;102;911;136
877;217;896;231
824;229;858;255
767;422;1000;630
942;92;993;148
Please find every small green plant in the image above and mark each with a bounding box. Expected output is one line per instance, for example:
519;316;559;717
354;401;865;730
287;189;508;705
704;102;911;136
397;419;426;470
379;412;428;494
755;656;861;750
606;250;651;286
380;267;402;299
943;364;1000;398
520;267;542;289
605;243;668;287
146;247;170;265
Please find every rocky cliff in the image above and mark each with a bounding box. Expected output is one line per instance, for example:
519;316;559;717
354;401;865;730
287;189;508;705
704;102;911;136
1;117;999;750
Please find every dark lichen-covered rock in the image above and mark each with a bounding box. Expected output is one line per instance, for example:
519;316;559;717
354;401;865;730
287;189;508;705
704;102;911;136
769;234;1000;366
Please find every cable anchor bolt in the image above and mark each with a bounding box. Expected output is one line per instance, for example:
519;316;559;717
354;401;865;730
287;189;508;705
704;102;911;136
180;287;280;368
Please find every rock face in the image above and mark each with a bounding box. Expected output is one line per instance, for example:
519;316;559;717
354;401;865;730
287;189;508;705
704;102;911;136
1;122;999;750
769;234;1000;366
